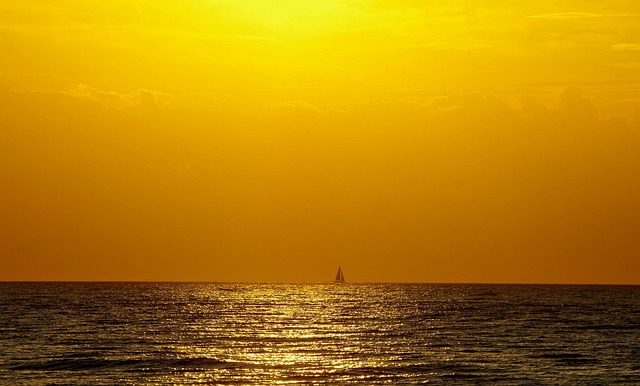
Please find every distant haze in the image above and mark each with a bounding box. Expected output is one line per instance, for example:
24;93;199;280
1;1;640;283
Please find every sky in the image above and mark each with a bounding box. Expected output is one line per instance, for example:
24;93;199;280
1;0;640;283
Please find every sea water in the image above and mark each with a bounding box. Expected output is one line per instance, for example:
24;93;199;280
1;283;639;384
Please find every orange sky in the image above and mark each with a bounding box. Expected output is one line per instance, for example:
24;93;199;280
1;1;640;283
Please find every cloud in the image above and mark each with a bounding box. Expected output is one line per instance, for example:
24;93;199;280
528;13;636;19
400;42;491;50
269;100;325;114
558;85;598;118
612;43;640;51
610;62;640;69
138;89;161;112
429;92;509;115
69;84;124;103
0;72;72;92
0;73;174;112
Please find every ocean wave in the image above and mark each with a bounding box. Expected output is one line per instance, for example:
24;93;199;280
6;357;234;372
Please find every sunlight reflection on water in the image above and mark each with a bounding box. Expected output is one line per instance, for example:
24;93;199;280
1;283;639;384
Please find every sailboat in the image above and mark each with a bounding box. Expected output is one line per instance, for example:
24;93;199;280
334;266;345;283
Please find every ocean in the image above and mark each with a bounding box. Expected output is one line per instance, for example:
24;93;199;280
0;283;638;385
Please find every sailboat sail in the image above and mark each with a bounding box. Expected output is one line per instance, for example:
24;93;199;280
334;266;345;283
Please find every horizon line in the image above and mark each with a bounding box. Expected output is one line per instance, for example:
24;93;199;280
1;280;638;286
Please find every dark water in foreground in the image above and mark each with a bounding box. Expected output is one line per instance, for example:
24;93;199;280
0;283;639;385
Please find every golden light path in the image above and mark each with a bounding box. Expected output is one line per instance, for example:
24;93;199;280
165;284;403;383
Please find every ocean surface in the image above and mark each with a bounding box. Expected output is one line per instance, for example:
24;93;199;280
0;283;639;385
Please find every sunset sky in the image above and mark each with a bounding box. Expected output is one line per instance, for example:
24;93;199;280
2;0;640;283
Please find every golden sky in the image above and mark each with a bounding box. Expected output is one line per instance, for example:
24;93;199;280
2;0;640;283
